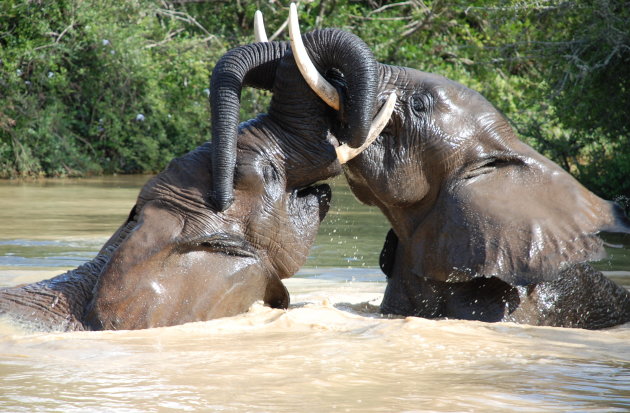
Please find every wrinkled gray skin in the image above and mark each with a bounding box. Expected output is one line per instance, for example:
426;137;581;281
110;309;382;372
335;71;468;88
0;28;380;331
344;66;630;329
204;27;630;329
0;142;331;331
4;25;628;331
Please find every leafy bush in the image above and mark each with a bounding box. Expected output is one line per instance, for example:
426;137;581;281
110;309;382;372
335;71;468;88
0;0;222;177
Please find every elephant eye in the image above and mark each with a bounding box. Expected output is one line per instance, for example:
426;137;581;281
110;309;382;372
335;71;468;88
180;234;257;258
262;163;279;183
261;161;284;200
411;93;431;116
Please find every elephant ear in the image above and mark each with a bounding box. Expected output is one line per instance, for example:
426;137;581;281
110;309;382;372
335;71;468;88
412;140;630;286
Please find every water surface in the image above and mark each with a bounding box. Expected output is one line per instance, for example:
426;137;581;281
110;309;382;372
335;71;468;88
1;175;629;412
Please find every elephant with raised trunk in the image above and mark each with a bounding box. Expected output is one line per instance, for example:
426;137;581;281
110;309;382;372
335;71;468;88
0;141;331;331
212;6;630;329
0;22;392;331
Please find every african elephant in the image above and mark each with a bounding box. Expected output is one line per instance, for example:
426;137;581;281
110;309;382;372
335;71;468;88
0;24;392;331
340;66;630;329
214;6;630;329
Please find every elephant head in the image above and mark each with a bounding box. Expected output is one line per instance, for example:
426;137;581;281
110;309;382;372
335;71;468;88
285;16;630;327
0;134;333;331
345;67;630;326
81;140;331;330
341;67;630;282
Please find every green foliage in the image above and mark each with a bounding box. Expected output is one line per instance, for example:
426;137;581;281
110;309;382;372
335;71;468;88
0;0;222;177
1;0;628;199
453;0;630;199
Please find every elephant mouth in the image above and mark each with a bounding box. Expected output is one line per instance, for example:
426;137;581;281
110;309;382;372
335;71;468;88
295;183;331;222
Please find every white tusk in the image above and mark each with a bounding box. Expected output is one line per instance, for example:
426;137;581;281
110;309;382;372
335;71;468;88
288;2;340;110
336;92;397;164
254;10;268;42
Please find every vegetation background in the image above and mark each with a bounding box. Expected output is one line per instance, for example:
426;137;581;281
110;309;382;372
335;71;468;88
1;0;628;201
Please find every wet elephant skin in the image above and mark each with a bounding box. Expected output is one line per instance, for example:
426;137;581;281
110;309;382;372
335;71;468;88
0;138;331;331
0;29;382;331
344;65;630;329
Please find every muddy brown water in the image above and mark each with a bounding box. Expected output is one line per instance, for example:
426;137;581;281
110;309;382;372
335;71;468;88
1;175;629;412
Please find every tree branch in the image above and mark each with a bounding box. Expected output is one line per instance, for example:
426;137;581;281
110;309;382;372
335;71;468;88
144;28;185;49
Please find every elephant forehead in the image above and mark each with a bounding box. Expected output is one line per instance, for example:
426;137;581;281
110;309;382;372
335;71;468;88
236;121;285;160
396;68;496;119
396;68;467;96
136;147;215;210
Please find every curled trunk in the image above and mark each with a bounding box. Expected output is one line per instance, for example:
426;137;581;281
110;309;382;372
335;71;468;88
209;29;379;211
210;41;290;212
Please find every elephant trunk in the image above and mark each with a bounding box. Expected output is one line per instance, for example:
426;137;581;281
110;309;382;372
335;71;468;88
297;29;378;149
210;29;379;212
210;41;290;212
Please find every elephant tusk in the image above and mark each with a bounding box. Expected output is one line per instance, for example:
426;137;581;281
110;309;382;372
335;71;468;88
254;10;268;42
336;92;396;164
288;2;340;110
